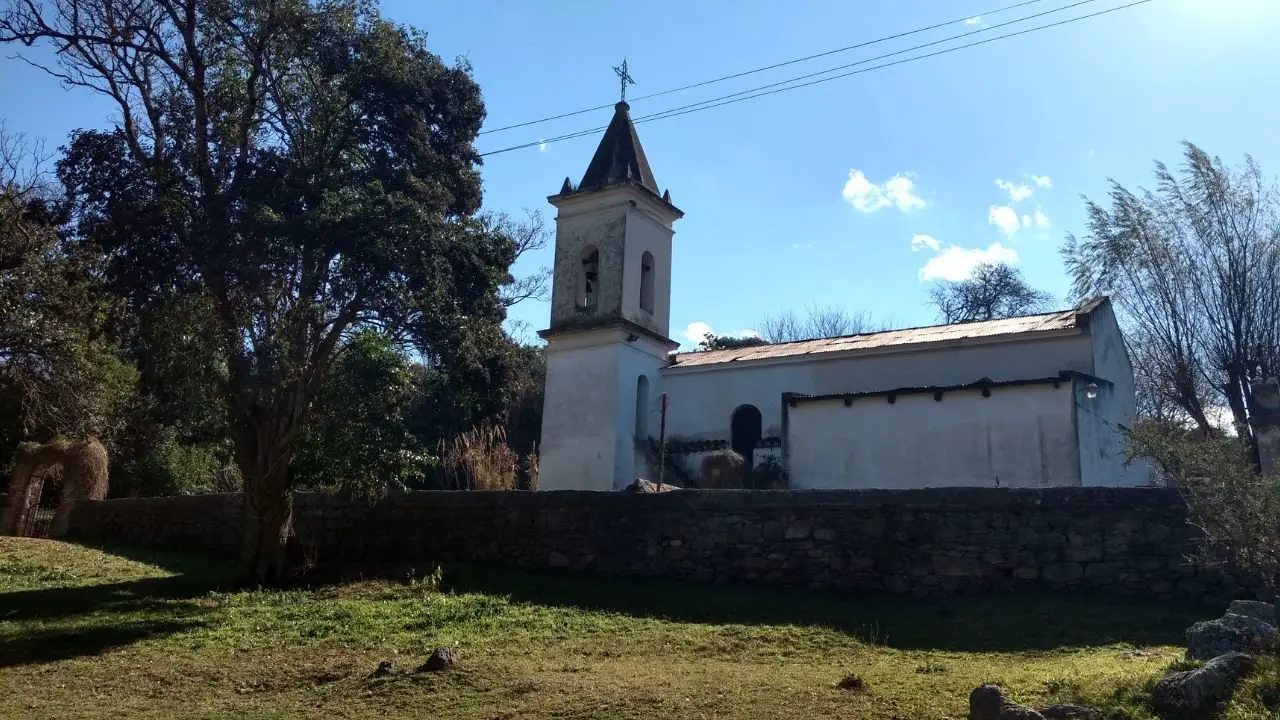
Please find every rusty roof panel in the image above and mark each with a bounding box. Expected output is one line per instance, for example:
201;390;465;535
669;308;1084;369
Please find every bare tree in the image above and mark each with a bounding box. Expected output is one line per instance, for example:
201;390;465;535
493;208;551;308
0;124;53;270
1063;142;1280;439
758;304;881;342
928;262;1052;324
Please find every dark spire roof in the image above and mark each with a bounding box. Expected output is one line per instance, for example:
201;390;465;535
577;102;658;194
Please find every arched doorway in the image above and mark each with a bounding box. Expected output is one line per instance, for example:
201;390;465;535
730;404;762;467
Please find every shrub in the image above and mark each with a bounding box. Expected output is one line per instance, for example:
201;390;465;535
1127;422;1280;593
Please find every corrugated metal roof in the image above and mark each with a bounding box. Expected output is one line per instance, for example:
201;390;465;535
669;308;1086;369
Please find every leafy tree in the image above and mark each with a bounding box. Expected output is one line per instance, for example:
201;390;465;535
697;332;767;351
4;0;516;583
294;331;431;496
0;125;135;456
758;304;883;342
1063;142;1280;439
928;262;1051;324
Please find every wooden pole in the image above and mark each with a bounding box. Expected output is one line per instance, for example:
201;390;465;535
657;392;668;491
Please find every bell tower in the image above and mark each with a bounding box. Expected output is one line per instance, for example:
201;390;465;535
537;100;683;491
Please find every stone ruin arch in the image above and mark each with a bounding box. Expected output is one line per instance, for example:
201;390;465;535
1;437;108;538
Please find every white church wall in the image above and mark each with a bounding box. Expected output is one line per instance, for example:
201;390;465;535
1081;303;1149;486
1075;378;1150;487
539;341;622;491
615;338;669;488
786;383;1080;489
620;203;674;338
661;333;1095;447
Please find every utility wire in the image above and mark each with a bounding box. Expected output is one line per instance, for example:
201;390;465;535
633;0;1150;125
480;0;1053;136
480;0;1153;158
481;0;1102;155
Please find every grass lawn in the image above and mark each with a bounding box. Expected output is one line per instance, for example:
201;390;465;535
0;537;1275;719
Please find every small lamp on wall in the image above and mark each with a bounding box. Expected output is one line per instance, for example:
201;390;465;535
1085;382;1099;400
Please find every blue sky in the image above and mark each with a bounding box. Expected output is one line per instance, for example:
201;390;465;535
3;0;1278;350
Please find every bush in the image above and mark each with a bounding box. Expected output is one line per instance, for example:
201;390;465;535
1127;422;1280;593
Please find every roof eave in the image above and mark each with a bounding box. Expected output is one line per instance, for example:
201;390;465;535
663;326;1088;375
548;180;684;218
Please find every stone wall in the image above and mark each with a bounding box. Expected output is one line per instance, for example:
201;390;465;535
63;487;1256;604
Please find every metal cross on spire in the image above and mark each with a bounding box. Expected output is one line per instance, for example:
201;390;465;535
612;58;635;103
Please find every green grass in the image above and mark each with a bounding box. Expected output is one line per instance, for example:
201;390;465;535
0;537;1272;719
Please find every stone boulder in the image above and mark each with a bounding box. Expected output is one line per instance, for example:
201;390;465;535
1038;704;1099;719
420;647;455;673
1150;651;1257;719
968;684;1045;720
624;478;679;493
1185;612;1279;660
1226;599;1276;626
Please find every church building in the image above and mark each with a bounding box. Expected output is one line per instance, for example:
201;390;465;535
536;101;1146;491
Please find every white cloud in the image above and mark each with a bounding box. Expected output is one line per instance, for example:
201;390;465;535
988;205;1021;236
682;321;713;344
681;322;758;347
995;178;1034;204
790;242;814;250
1034;208;1050;229
919;242;1018;282
841;170;926;213
1021;215;1032;229
1030;174;1052;188
911;233;940;252
964;16;983;25
538;140;547;152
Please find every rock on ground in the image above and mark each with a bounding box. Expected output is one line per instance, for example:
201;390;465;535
1038;704;1099;719
1150;651;1257;720
968;684;1045;720
624;478;680;493
1227;599;1276;626
1186;612;1278;660
420;647;455;673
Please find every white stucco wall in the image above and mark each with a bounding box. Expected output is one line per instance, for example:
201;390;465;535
615;337;669;488
661;332;1095;445
538;329;670;491
1081;302;1149;486
539;341;622;491
620;202;675;338
786;383;1080;489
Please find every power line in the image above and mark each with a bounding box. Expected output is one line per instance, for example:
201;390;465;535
632;0;1102;126
479;0;1154;158
480;0;1054;136
633;0;1151;125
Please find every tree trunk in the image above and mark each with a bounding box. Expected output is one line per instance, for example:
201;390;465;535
237;458;294;586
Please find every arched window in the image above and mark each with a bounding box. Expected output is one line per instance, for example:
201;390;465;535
635;375;650;441
579;245;599;309
639;251;655;313
730;405;763;465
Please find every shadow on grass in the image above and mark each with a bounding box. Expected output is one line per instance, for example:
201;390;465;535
432;564;1206;653
0;616;205;668
0;543;234;668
